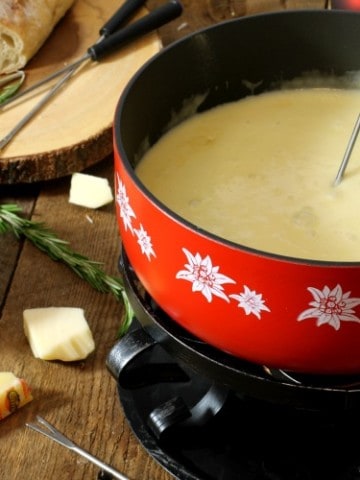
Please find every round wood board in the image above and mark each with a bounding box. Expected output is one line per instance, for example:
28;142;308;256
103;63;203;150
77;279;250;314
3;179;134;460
0;0;162;184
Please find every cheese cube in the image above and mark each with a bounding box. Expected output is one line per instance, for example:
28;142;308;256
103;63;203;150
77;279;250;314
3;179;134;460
23;307;95;361
0;372;33;420
69;172;113;209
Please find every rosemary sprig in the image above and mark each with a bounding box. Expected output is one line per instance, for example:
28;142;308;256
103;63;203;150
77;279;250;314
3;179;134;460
0;71;25;105
0;203;133;336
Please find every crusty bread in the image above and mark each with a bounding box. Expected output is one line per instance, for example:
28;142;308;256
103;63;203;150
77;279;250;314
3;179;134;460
0;0;75;74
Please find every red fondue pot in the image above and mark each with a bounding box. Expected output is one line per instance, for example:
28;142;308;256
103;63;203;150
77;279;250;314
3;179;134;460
113;9;360;375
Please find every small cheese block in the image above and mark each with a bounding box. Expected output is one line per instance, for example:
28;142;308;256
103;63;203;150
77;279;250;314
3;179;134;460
23;307;95;362
0;372;33;421
69;172;113;209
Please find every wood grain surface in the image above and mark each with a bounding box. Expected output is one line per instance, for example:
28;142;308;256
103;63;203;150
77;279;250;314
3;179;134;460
0;0;161;184
0;1;326;479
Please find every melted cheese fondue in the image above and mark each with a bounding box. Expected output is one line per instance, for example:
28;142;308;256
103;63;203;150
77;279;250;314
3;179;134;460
136;88;360;261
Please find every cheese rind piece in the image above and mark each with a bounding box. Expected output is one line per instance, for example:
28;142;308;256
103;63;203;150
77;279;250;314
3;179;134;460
0;372;33;420
23;307;95;361
69;172;114;209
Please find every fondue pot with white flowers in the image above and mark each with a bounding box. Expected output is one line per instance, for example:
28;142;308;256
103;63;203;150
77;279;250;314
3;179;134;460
113;9;360;375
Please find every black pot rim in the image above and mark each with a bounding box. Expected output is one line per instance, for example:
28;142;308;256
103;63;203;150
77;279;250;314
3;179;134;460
114;9;360;268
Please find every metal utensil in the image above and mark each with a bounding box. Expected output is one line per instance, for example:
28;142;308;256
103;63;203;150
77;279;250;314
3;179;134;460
0;0;183;151
0;69;76;150
0;0;149;151
26;415;130;480
333;113;360;186
0;0;148;109
1;0;182;110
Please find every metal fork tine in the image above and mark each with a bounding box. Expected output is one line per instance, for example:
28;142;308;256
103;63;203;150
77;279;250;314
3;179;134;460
26;416;130;480
26;415;75;448
26;423;70;448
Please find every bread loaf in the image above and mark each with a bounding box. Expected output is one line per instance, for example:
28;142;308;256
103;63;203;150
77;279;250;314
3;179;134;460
0;0;75;74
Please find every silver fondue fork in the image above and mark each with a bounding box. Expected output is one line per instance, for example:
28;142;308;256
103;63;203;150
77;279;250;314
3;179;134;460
26;415;130;480
333;113;360;186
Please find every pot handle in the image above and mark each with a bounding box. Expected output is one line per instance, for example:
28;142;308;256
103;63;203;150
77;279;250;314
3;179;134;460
107;328;228;440
147;383;228;440
107;327;155;381
106;327;189;389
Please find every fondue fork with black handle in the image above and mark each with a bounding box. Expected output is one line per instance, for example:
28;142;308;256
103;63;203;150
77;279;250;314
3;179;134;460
0;0;183;151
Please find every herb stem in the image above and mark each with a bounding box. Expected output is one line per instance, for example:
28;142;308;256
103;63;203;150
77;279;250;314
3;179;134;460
0;203;133;335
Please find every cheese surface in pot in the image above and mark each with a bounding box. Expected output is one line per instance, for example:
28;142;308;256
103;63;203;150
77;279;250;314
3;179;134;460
136;87;360;262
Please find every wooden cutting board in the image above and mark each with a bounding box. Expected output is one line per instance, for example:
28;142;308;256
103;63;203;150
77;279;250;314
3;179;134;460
0;0;162;184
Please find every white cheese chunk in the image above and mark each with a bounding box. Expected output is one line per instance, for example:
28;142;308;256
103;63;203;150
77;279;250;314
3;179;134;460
23;307;95;362
0;372;33;420
69;172;113;209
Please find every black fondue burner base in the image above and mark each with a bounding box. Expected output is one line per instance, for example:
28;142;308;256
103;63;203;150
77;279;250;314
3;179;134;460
108;252;360;479
116;321;360;480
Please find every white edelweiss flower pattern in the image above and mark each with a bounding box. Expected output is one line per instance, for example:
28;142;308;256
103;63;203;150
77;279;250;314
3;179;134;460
298;284;360;331
229;285;270;319
134;224;156;260
116;176;360;333
115;175;156;260
116;174;136;233
176;248;236;303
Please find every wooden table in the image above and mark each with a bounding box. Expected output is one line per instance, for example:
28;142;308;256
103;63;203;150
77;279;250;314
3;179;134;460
0;1;325;479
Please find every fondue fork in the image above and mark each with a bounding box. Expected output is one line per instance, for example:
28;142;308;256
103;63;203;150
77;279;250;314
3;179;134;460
0;0;183;151
333;113;360;186
0;0;146;150
0;0;159;109
26;415;130;480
